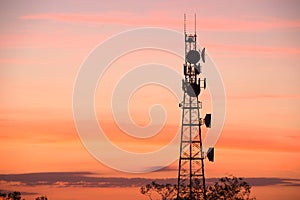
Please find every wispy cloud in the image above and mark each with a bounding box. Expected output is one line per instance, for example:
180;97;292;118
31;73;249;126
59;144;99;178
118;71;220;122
229;94;300;100
208;44;300;55
19;12;178;28
0;172;168;188
1;172;299;188
247;177;300;187
19;13;300;32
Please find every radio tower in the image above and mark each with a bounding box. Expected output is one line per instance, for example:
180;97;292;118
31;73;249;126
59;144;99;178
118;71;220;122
177;14;214;200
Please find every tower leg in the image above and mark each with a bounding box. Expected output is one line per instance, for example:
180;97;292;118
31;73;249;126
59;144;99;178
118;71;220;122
177;94;206;200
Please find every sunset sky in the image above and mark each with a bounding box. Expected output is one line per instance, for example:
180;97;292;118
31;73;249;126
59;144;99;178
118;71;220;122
1;0;300;199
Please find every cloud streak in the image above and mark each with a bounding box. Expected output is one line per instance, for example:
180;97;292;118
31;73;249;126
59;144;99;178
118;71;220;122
19;12;300;32
1;172;299;188
208;44;300;55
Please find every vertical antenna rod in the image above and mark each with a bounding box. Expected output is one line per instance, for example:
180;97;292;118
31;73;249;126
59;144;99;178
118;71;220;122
194;13;196;36
184;13;186;34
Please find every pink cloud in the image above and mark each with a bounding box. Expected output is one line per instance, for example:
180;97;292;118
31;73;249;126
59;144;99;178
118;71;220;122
201;17;300;32
207;43;300;55
0;32;102;49
19;12;179;28
19;12;300;32
229;94;300;100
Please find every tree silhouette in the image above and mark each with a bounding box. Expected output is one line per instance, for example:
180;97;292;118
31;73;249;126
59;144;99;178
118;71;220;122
0;191;48;200
206;176;256;200
35;196;48;200
141;181;177;200
0;192;7;199
140;176;256;200
4;192;22;200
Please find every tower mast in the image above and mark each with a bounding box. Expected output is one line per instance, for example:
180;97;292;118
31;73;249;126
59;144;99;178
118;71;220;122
177;14;212;200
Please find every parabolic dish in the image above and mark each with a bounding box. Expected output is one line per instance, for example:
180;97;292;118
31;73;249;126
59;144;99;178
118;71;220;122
186;50;200;64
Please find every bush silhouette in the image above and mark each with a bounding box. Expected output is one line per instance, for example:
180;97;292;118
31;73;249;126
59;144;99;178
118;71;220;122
140;176;256;200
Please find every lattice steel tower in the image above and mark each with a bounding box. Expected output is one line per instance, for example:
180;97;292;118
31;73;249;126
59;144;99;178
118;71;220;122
177;14;214;200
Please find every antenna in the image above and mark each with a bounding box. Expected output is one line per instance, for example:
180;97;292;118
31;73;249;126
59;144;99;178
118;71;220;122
207;147;214;162
186;50;200;64
194;13;197;36
201;48;206;63
184;13;186;34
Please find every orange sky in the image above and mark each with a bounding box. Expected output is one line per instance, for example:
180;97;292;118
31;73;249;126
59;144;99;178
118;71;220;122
1;0;300;199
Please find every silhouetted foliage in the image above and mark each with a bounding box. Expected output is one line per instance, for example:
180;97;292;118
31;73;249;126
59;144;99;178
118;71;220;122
141;181;177;200
7;192;21;200
35;196;48;200
140;176;256;200
0;191;23;200
0;192;7;198
206;176;256;200
0;191;48;200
